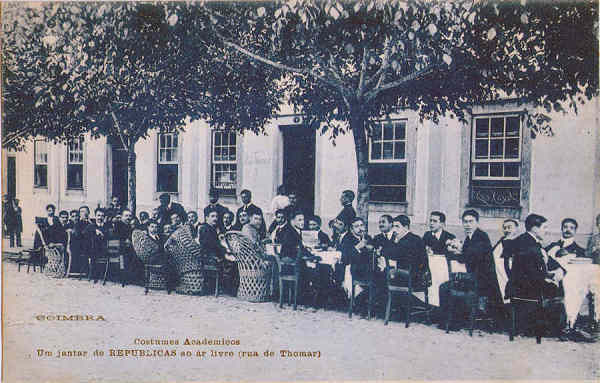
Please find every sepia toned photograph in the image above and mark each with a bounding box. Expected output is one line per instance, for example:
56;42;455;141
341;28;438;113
1;0;599;381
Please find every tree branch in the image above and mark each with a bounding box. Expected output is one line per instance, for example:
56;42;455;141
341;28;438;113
364;64;437;102
110;106;129;149
220;38;344;94
357;46;368;97
365;37;391;90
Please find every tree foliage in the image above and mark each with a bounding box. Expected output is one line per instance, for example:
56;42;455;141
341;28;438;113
191;0;598;219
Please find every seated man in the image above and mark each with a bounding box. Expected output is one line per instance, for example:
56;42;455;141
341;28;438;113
231;210;249;231
268;209;288;243
307;215;331;249
384;215;430;290
34;204;59;249
198;207;225;261
440;210;504;327
83;208;112;281
329;218;348;251
138;211;150;229
242;212;265;246
494;219;519;301
340;217;374;281
145;220;168;265
546;218;586;259
587;213;600;263
186;211;200;239
422;211;456;255
508;214;567;337
221;210;235;234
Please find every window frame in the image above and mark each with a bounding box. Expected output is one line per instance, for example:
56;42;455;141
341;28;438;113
471;114;522;182
66;135;84;190
368;119;409;205
211;129;238;196
459;101;532;218
34;139;48;188
156;132;179;193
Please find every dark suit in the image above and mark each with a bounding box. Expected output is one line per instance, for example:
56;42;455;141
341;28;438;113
197;224;224;260
510;233;566;299
423;230;456;255
203;203;228;230
389;232;431;288
545;239;586;258
341;232;374;280
439;228;503;321
236;203;266;237
34;216;59;248
84;222;112;260
336;205;356;228
508;232;567;333
157;202;187;228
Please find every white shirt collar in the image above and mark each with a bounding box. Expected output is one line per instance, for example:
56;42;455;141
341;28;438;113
561;237;574;248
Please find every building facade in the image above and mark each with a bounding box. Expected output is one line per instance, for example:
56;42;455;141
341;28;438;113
3;99;599;245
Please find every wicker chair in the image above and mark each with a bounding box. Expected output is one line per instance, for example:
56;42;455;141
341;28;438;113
131;229;171;294
224;231;273;302
165;225;207;295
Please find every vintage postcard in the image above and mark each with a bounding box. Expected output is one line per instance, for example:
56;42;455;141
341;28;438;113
1;1;599;382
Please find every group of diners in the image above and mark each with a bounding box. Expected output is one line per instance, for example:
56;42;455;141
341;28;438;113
29;185;599;341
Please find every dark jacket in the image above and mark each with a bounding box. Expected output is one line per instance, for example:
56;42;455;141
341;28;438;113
157;202;187;228
278;224;309;261
84;222;112;257
389;232;431;288
336;205;357;228
197;223;224;259
545;239;586;258
509;232;566;299
457;228;502;302
341;232;374;279
422;230;456;255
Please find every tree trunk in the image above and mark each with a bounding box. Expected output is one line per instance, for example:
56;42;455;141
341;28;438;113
127;141;137;216
350;107;370;224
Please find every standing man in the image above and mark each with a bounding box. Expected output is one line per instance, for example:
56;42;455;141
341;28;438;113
186;211;200;239
106;196;122;222
336;190;357;228
422;211;456;256
204;189;228;230
157;193;187;229
268;209;289;243
270;184;290;214
236;189;266;237
79;206;92;225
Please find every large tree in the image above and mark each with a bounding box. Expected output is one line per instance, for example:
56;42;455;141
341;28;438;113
2;2;280;213
192;0;598;220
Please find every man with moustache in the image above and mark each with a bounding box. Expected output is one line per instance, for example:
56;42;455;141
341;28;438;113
545;218;586;259
84;208;112;281
493;219;520;301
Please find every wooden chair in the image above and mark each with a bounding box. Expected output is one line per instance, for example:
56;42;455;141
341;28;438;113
65;230;87;280
17;225;45;273
89;239;126;286
270;245;301;310
348;248;376;320
384;261;432;327
508;291;563;344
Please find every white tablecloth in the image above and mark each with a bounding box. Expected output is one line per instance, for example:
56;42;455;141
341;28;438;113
427;255;466;306
562;262;600;326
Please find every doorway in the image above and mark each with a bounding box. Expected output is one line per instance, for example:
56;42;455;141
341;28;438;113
281;124;316;217
109;136;128;207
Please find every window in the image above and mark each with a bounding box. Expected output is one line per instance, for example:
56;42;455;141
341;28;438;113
211;130;237;196
67;136;84;190
157;133;178;193
34;139;48;188
368;120;407;203
470;114;522;207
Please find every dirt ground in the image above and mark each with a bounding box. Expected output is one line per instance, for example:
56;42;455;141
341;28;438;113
2;260;598;382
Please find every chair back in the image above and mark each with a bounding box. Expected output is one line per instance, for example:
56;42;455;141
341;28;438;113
131;229;160;264
224;231;270;272
165;225;203;275
107;239;121;255
446;257;478;291
385;256;412;290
